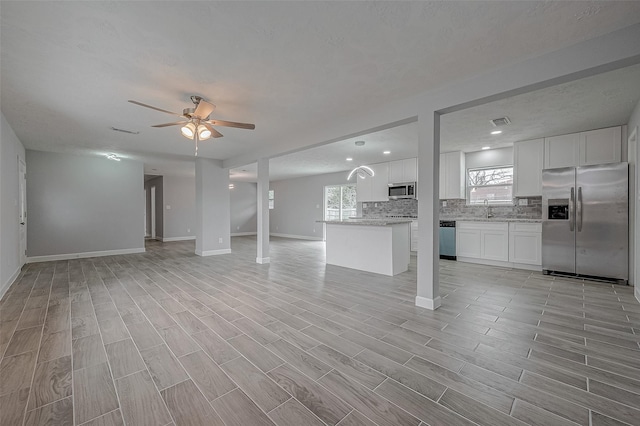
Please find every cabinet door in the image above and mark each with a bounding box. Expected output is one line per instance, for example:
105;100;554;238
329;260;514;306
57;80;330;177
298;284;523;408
514;139;543;196
509;232;542;265
441;152;465;199
456;227;482;258
371;162;389;201
388;160;404;183
403;158;417;182
579;126;621;166
544;133;580;169
439;154;446;199
481;229;509;261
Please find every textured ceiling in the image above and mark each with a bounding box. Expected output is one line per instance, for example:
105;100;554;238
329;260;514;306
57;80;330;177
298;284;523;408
2;1;640;179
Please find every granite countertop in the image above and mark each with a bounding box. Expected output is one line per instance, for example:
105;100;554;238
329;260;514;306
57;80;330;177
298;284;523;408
317;219;413;226
441;217;542;223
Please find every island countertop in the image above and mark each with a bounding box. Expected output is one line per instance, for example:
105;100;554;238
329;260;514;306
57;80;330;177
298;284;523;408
317;219;413;226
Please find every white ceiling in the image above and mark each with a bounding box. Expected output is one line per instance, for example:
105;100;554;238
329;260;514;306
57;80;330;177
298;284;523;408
2;2;640;180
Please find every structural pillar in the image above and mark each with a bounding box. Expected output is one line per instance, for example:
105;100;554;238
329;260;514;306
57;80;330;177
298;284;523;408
195;158;231;256
256;157;270;264
416;111;441;310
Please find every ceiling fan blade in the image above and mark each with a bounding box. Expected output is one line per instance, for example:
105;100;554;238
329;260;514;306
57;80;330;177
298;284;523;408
128;100;183;117
207;119;255;130
151;121;188;128
193;99;215;119
203;123;223;138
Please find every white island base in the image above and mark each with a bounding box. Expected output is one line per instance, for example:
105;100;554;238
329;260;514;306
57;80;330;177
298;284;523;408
324;222;410;276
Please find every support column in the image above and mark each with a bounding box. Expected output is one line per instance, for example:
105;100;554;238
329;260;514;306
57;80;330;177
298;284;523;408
256;158;270;264
195;158;231;256
416;111;441;310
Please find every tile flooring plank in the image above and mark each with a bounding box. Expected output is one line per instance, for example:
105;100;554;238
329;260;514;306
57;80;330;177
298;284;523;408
24;395;73;426
172;311;209;335
157;325;201;358
265;321;321;351
232;317;280;345
267;398;325;426
220;356;290;412
28;355;72;410
265;338;331;381
115;369;172;426
0;387;30;426
0;351;37;396
4;326;42;357
336;410;378;426
301;325;363;357
199;314;242;340
227;334;283;372
340;329;412;364
178;350;236;401
439;388;527;426
72;315;100;340
73;362;119;424
105;339;146;379
318;370;420;426
16;308;47;331
72;334;107;370
96;316;130;345
591;411;629;426
80;409;125;426
267;363;351;426
161;379;224;426
192;329;240;365
310;344;387;390
139;343;189;390
210;388;276;426
511;399;585;426
37;329;71;363
125;320;163;350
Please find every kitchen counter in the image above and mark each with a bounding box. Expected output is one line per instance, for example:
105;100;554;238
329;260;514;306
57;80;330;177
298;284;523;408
318;219;413;226
441;217;542;223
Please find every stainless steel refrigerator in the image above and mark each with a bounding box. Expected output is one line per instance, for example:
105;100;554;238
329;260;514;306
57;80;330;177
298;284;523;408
542;162;628;283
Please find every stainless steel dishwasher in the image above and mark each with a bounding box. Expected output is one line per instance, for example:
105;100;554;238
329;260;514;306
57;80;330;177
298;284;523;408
439;220;456;260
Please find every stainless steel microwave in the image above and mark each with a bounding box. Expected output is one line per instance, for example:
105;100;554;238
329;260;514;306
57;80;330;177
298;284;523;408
388;182;416;199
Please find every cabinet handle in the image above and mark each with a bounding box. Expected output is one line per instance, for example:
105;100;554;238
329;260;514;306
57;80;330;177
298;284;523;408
577;187;583;232
569;187;575;232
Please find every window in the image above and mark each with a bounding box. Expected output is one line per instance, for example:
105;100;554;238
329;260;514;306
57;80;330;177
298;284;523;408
268;190;274;209
467;166;513;205
324;184;356;220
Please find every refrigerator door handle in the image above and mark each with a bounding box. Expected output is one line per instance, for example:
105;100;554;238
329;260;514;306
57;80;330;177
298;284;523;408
569;187;575;232
577;186;583;232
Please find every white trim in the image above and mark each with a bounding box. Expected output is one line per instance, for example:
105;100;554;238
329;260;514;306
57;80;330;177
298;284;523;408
415;295;442;311
231;232;257;237
270;233;323;241
256;257;270;264
635;285;639;304
456;256;542;271
0;266;22;301
27;247;146;263
161;236;195;242
196;248;231;257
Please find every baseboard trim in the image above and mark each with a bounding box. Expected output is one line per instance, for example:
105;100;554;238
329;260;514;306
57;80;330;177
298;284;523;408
27;247;146;263
161;236;195;242
256;257;270;264
415;295;442;311
270;233;323;241
231;232;257;237
456;257;542;271
196;249;232;257
635;285;639;304
0;266;22;301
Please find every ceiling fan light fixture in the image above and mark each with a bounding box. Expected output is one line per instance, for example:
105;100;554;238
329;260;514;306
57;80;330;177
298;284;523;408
197;124;212;140
181;122;196;139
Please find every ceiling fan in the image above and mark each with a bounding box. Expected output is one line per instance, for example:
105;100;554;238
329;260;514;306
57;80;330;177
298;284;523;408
128;95;255;155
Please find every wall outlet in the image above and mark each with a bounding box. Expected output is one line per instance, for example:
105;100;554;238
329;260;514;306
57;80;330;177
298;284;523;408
313;228;316;233
442;201;447;207
518;199;528;206
187;228;190;233
166;205;171;210
218;237;223;243
374;203;378;207
236;226;240;230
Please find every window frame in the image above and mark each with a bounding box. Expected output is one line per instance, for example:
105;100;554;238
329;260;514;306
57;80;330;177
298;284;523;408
324;184;357;221
466;165;515;206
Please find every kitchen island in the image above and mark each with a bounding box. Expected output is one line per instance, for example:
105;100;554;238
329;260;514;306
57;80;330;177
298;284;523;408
318;219;411;276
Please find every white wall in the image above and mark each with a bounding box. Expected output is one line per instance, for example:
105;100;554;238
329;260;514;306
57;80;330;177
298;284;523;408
162;175;196;241
0;112;26;299
230;181;257;235
628;99;640;298
270;171;350;240
26;150;145;259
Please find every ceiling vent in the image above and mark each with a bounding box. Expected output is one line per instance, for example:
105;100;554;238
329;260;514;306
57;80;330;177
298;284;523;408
490;117;511;127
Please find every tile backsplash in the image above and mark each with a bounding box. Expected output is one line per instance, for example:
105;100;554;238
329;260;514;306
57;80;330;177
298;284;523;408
361;196;542;219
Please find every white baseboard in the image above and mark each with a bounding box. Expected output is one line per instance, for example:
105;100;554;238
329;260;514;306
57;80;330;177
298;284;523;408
415;295;442;310
256;257;270;264
196;249;232;256
456;257;542;272
635;285;639;304
161;236;195;242
270;233;323;241
27;247;146;263
0;266;22;301
231;232;257;237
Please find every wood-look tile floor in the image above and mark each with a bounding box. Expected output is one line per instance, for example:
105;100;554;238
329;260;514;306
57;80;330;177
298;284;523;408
1;236;639;426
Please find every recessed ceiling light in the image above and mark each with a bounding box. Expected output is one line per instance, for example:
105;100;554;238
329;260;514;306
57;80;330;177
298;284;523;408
491;130;502;135
106;153;121;161
346;157;353;161
383;151;391;155
482;146;491;150
355;140;365;146
229;184;235;189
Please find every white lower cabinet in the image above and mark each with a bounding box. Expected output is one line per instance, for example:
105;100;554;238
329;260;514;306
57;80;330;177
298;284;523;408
457;221;541;270
410;221;418;252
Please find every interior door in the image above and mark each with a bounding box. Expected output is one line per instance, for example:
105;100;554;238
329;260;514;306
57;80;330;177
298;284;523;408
575;163;628;280
19;159;27;265
542;167;575;274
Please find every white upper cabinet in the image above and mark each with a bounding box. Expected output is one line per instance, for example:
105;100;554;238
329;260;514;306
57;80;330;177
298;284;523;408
439;151;465;199
388;158;417;183
514;138;544;197
579;126;621;166
544;126;621;169
357;162;389;202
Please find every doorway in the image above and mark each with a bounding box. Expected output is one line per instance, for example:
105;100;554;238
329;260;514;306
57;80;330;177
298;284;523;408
323;184;357;240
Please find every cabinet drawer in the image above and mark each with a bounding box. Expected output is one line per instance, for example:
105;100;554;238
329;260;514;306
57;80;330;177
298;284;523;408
457;221;508;231
508;223;541;233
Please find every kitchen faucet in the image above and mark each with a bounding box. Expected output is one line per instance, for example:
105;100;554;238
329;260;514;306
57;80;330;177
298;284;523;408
484;199;493;219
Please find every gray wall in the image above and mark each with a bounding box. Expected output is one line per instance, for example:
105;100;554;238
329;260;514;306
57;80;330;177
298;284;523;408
144;176;164;239
162;175;196;240
628;99;640;290
1;112;26;298
195;158;230;255
465;147;513;170
26;150;144;257
231;181;257;234
270;171;349;239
